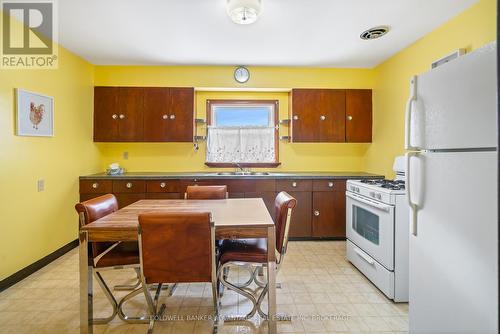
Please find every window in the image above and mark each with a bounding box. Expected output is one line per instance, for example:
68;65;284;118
205;100;279;167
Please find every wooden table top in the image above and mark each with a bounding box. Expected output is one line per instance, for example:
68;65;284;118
82;198;274;232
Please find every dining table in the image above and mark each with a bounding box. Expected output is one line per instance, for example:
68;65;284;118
79;198;277;334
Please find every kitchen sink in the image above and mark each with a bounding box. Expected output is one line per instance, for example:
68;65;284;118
216;172;270;176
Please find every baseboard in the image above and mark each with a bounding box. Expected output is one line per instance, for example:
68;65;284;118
289;237;347;241
0;239;78;292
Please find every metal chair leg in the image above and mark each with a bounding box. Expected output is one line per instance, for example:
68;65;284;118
118;282;170;324
114;267;141;291
92;271;118;324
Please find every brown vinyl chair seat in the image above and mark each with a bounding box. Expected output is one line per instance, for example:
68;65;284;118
95;242;140;268
219;238;267;265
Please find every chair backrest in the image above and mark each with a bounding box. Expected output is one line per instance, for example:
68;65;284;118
274;191;297;257
138;211;214;284
75;194;118;258
185;185;228;200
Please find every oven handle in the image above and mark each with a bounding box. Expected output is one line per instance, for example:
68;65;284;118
346;192;393;212
354;248;375;265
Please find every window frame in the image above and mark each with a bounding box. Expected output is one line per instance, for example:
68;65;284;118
205;99;280;168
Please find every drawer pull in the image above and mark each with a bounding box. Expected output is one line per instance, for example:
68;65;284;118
354;248;375;265
293;115;299;120
162;114;168;120
119;114;125;119
169;114;176;120
291;182;297;188
314;210;320;216
126;182;133;189
160;182;166;188
320;115;326;121
111;114;118;120
347;115;353;121
92;182;99;189
328;182;334;188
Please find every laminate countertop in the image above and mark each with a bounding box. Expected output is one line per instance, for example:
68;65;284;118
80;171;384;180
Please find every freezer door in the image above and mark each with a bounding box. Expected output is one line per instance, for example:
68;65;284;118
408;151;498;333
408;42;497;150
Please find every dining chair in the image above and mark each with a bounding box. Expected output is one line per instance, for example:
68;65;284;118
217;191;297;320
119;211;218;333
75;194;140;324
185;185;228;199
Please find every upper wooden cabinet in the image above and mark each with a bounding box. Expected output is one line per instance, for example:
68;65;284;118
94;86;194;142
346;89;372;142
291;88;372;143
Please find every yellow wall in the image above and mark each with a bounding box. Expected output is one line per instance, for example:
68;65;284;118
366;0;497;177
95;67;375;172
0;46;99;279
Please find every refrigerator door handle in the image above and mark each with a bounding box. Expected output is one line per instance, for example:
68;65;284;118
406;151;419;236
405;76;418;150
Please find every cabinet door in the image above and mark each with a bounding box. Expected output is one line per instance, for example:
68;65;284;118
167;88;194;142
143;88;169;141
287;191;312;238
312;191;345;237
118;87;144;141
291;89;320;142
94;87;119;141
346;89;372;142
319;89;346;142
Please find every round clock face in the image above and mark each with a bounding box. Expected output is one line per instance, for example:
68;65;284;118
234;66;250;83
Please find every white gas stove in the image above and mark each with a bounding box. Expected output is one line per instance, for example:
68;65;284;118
345;157;409;302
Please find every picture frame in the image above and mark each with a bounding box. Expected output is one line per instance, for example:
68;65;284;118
16;89;54;137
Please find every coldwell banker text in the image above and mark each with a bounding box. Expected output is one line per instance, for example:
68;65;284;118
1;1;58;69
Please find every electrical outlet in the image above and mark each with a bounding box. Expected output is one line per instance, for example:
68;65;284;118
123;151;129;160
37;179;45;192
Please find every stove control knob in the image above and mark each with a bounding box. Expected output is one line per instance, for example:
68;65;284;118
376;194;382;200
369;191;375;197
356;187;360;193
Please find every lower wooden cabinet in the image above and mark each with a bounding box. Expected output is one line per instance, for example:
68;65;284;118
79;177;348;238
286;191;312;238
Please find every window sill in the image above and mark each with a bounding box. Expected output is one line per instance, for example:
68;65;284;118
205;162;281;168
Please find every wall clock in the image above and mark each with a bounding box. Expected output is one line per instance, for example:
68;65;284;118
234;66;250;83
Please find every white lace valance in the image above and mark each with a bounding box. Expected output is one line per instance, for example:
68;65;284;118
206;127;276;163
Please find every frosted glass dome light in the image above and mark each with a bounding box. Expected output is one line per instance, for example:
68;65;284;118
227;0;262;25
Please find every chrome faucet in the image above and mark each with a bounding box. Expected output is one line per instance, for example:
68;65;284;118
235;162;250;174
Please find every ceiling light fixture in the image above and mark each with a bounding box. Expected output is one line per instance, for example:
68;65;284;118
227;0;261;25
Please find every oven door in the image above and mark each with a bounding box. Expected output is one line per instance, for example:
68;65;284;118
346;192;395;270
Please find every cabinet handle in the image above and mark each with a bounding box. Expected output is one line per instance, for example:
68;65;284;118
170;115;176;120
92;182;99;189
160;182;166;188
162;114;168;120
328;182;334;188
119;114;125;119
112;114;118;120
314;210;320;216
347;115;353;121
293;115;299;120
320;115;326;121
126;182;132;189
193;178;198;182
291;182;297;188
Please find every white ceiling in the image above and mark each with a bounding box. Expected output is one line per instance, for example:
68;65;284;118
58;0;478;68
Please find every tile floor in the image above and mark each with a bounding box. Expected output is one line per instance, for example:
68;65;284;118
0;241;408;333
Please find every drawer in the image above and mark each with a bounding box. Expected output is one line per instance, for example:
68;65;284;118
146;180;184;193
346;240;394;299
112;180;146;193
313;180;346;192
80;180;112;194
276;179;312;192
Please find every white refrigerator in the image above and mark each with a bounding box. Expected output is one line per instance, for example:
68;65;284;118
406;42;498;333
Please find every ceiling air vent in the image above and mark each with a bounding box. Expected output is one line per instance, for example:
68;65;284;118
360;26;390;40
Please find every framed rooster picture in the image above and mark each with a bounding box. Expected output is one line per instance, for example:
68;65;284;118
16;89;54;137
